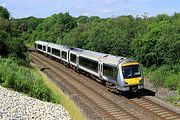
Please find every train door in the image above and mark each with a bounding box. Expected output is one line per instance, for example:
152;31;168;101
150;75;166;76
76;54;79;70
67;50;70;63
60;50;62;61
50;46;52;58
46;45;48;53
98;60;103;79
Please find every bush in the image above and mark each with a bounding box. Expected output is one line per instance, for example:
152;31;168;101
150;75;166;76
31;83;52;101
0;57;57;102
164;74;180;90
148;64;180;90
149;69;165;88
178;87;180;95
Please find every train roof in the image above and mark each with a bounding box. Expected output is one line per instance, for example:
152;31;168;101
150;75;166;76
35;40;71;51
35;40;49;45
71;48;127;65
48;43;71;51
35;41;135;65
71;48;104;58
101;55;127;65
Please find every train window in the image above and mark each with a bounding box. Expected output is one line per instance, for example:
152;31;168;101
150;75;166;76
122;65;141;79
43;46;46;51
37;44;42;50
79;56;98;73
48;47;51;53
62;51;67;59
103;63;117;80
52;48;60;56
70;53;76;63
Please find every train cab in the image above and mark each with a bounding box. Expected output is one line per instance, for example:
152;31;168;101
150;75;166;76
118;61;144;92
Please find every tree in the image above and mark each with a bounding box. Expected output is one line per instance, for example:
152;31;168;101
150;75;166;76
0;31;10;56
131;15;180;66
32;13;77;42
76;16;90;24
15;16;43;33
0;6;10;19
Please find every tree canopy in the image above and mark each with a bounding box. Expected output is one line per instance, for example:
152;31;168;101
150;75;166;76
0;6;28;66
0;6;10;19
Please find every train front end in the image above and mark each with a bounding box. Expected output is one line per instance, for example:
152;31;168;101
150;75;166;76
117;61;144;92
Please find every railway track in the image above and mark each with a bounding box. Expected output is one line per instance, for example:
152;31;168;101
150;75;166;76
30;51;180;120
130;97;180;120
31;52;138;120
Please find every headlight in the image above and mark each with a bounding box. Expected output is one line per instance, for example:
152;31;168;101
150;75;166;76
124;81;128;84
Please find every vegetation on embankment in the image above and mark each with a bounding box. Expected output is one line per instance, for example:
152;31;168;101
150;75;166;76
143;65;180;91
143;65;180;105
0;58;86;119
0;57;54;101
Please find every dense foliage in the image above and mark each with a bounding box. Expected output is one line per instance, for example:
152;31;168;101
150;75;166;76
0;6;28;66
17;13;180;67
0;6;10;19
132;14;180;66
0;57;57;102
16;13;77;44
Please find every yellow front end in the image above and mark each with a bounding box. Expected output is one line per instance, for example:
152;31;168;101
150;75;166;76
124;77;142;85
122;62;143;86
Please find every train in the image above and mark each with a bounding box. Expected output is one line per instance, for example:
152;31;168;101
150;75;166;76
35;40;144;92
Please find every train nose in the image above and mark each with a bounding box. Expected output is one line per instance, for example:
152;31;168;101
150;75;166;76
124;77;142;85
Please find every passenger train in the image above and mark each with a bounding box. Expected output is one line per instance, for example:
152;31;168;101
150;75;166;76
35;40;144;92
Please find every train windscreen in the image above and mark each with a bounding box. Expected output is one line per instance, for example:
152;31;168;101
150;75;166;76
122;65;141;79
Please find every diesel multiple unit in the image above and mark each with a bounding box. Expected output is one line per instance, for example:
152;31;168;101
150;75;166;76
35;40;144;92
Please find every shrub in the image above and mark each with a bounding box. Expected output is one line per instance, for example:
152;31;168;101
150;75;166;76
164;74;180;90
178;87;180;95
149;70;165;88
141;65;149;77
14;68;32;93
31;82;52;101
0;57;56;102
148;64;180;91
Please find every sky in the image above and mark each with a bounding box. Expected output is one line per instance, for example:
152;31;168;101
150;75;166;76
0;0;180;18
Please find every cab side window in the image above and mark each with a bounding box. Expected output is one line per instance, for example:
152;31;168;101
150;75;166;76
103;63;117;80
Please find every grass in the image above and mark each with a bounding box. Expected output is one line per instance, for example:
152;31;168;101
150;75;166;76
166;96;180;106
0;57;53;101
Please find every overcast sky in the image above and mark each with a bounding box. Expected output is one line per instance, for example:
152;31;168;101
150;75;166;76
1;0;180;18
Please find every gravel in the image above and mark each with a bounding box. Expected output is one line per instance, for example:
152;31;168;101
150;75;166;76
0;86;71;120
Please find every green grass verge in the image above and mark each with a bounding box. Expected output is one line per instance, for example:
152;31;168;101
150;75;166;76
166;96;180;106
0;57;53;101
0;57;87;119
